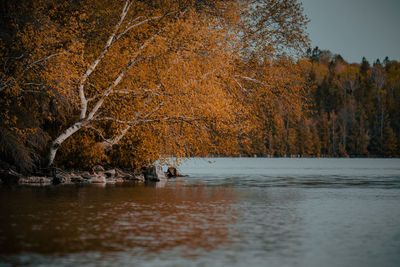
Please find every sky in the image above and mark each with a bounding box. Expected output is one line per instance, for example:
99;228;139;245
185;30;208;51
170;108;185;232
300;0;400;63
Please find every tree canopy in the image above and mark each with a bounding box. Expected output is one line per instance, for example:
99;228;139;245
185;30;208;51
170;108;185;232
0;0;310;173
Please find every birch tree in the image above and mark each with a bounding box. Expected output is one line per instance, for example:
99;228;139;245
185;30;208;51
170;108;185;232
1;0;310;170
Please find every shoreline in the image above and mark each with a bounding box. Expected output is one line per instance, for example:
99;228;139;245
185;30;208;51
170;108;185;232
0;165;184;187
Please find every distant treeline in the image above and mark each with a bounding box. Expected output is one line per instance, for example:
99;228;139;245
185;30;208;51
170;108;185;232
265;47;400;157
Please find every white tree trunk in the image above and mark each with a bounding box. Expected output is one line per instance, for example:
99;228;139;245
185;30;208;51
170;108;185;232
45;3;178;168
46;121;87;167
46;29;162;167
101;124;132;151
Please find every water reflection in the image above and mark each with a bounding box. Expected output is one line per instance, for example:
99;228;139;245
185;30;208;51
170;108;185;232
0;183;237;256
1;158;400;266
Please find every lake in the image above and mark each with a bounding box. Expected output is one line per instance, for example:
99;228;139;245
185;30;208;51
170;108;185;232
1;158;400;266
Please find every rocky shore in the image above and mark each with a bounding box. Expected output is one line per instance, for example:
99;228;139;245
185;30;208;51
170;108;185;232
0;165;185;186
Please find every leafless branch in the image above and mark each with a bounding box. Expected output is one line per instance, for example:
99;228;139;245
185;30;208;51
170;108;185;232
114;11;176;42
235;75;265;85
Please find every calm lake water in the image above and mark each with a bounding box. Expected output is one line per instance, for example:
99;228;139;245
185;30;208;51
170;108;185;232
1;158;400;267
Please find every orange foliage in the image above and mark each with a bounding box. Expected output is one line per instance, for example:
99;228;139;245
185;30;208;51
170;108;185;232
1;0;310;171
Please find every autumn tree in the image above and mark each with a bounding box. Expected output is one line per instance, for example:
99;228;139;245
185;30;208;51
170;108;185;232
1;0;310;171
303;47;400;157
383;122;398;157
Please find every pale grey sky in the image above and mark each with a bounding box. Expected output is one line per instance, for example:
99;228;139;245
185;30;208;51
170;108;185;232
301;0;400;63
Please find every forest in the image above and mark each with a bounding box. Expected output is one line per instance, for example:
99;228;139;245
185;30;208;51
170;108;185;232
0;0;399;176
265;47;400;158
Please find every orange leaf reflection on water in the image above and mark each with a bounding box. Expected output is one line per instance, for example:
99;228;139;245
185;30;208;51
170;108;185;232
0;183;238;256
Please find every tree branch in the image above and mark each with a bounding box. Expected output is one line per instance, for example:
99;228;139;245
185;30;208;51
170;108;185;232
84;125;108;142
86;26;167;121
78;0;131;120
114;11;176;42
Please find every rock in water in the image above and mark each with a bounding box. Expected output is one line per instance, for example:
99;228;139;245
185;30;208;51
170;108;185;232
54;173;69;184
167;167;177;177
105;178;116;184
70;176;87;183
143;166;167;182
92;165;105;173
18;176;52;186
167;167;188;178
166;167;184;178
88;176;106;184
0;170;53;186
81;172;93;180
115;178;124;183
133;173;145;182
104;169;116;178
